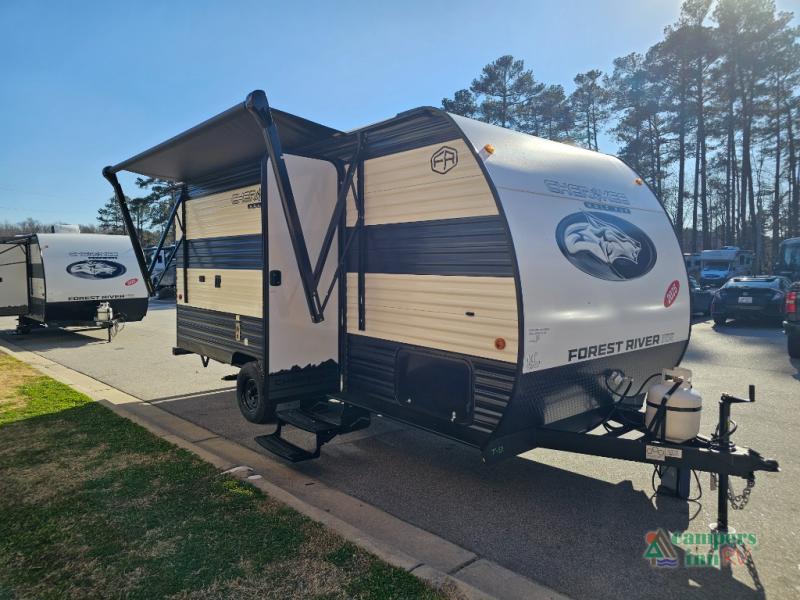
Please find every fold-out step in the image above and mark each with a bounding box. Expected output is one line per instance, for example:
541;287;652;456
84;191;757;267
254;402;371;462
255;432;319;462
278;407;340;435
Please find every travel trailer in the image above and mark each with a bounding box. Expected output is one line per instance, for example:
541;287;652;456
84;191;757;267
0;233;149;338
104;90;777;527
699;246;754;287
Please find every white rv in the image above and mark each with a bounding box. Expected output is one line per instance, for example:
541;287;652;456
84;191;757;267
103;90;778;516
699;246;754;287
0;233;149;332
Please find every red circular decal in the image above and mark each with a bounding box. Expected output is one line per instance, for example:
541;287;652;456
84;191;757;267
663;280;680;308
125;278;139;286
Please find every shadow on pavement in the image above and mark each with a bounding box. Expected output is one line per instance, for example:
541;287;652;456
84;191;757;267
710;320;785;341
0;327;108;350
148;388;766;600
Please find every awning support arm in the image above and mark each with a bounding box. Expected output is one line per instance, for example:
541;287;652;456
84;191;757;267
102;167;155;296
148;186;187;288
313;135;364;286
245;90;323;323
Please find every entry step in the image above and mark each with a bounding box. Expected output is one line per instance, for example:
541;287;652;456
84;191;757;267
277;407;339;434
255;433;318;462
255;401;371;462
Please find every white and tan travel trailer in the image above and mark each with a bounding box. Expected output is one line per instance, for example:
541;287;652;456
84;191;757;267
0;233;149;333
104;91;777;523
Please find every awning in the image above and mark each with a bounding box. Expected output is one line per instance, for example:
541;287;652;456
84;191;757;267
109;98;345;182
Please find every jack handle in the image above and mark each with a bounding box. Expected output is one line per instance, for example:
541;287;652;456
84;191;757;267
720;384;755;405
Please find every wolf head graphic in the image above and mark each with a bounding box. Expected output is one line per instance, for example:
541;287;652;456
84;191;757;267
564;211;641;268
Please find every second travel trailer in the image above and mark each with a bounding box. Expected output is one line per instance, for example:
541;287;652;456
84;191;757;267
103;90;778;528
0;233;149;339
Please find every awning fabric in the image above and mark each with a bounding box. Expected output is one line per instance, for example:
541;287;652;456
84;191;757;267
110;100;344;182
109;91;460;182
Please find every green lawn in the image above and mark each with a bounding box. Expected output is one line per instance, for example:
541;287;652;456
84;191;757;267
0;353;448;600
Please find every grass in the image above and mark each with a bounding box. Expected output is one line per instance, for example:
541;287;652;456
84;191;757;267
0;353;449;600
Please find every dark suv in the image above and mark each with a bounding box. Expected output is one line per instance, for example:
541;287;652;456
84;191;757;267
711;276;791;326
786;282;800;358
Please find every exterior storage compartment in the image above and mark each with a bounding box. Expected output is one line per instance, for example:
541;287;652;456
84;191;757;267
396;349;473;425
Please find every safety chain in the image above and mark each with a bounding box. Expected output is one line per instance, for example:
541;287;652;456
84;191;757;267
711;474;756;510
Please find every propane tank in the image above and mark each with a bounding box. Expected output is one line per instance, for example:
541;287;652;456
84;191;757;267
96;302;114;322
644;368;702;443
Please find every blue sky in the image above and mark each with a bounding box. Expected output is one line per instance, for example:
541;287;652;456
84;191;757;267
1;0;798;225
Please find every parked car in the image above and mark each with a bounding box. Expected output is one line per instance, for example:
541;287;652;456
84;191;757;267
689;276;712;316
711;276;791;326
785;282;800;358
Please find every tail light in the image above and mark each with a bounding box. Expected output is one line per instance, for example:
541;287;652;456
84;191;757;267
787;291;797;314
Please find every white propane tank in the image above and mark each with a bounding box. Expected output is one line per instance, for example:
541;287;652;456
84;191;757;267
96;302;114;322
644;368;702;443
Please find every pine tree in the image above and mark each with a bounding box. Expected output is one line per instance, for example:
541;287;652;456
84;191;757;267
470;55;542;128
568;70;610;151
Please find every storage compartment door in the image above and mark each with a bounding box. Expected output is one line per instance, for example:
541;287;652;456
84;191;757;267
0;243;28;316
396;349;474;424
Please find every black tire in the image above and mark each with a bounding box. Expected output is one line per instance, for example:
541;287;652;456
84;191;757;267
789;333;800;359
236;362;274;423
713;316;727;326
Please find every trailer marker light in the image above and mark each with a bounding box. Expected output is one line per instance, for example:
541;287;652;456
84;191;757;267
634;178;643;186
494;337;506;350
483;143;495;155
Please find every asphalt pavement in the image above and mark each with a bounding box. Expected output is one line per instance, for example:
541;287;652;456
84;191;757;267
2;302;797;599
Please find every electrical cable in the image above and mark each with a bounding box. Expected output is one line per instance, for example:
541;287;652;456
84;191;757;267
600;371;662;428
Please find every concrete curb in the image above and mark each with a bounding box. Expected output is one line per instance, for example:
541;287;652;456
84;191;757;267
0;338;570;600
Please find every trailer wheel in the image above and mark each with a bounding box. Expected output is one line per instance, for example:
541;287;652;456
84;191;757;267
236;362;274;423
789;333;800;359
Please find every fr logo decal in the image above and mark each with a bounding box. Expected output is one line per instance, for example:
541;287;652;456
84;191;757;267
66;260;127;280
556;211;657;281
431;146;458;174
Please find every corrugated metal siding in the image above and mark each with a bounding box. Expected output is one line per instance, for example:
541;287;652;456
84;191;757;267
177;304;263;363
346;334;515;436
344;216;513;276
346;273;517;363
346;139;497;226
178;235;262;270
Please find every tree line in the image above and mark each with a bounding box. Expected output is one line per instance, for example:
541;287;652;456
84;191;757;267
96;177;181;248
442;0;799;271
0;219;99;237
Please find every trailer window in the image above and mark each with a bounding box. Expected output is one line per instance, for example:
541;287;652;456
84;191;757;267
704;261;730;270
